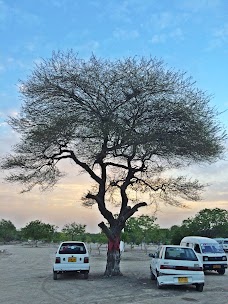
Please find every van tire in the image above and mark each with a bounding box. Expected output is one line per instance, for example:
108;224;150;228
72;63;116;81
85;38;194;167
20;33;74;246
196;283;204;292
217;269;225;275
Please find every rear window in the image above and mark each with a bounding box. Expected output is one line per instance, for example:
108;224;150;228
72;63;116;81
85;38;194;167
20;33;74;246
165;247;198;261
58;243;86;254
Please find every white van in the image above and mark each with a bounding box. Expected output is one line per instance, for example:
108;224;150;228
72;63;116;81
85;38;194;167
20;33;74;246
180;236;227;275
222;238;228;252
213;238;228;252
213;238;224;245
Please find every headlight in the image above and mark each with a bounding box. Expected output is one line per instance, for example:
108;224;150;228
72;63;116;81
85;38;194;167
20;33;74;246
222;256;227;261
203;256;208;261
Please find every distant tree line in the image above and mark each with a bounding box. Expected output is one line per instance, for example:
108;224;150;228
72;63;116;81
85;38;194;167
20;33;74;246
0;208;227;246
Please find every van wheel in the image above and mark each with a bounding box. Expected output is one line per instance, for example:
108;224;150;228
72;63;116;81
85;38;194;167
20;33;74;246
217;269;225;275
196;283;204;292
53;271;57;280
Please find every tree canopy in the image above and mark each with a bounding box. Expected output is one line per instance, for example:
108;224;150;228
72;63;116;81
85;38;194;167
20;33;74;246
0;219;17;243
123;215;159;245
182;208;228;238
62;222;86;241
1;51;226;245
21;220;56;245
170;208;228;244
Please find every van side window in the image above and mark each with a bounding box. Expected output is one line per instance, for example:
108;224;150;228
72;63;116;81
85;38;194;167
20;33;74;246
186;243;189;247
194;244;201;253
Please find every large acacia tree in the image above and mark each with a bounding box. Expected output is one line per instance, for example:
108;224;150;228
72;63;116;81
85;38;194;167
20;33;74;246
1;51;225;276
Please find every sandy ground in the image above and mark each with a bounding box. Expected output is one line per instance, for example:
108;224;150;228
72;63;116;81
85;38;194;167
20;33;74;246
0;243;227;304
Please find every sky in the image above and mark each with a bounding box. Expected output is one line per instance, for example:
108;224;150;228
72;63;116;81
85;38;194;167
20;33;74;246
0;0;228;233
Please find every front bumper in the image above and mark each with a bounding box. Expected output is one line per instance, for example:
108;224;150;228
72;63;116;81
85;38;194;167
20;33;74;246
203;263;227;271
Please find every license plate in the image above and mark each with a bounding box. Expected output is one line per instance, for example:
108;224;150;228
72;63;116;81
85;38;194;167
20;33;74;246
213;265;221;269
68;257;76;262
178;277;188;283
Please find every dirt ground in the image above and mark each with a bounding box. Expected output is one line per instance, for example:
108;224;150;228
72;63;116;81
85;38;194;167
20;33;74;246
0;243;227;304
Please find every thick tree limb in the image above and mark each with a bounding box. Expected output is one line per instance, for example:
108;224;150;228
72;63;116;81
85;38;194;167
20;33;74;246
98;222;114;240
123;202;148;221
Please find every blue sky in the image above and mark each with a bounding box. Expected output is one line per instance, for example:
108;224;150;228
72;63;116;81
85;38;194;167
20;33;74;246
0;0;228;231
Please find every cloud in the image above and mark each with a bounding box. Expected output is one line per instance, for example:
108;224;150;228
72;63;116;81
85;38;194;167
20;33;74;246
208;23;228;50
177;0;222;12
0;0;41;29
0;56;30;74
151;28;184;44
113;28;139;40
170;28;184;40
72;40;100;56
0;0;10;26
146;10;186;45
151;34;166;44
0;175;103;232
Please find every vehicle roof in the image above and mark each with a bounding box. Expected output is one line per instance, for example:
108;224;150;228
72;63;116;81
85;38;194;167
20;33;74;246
59;241;86;244
181;236;218;243
161;245;194;249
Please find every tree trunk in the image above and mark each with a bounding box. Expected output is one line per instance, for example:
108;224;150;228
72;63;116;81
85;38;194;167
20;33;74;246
104;237;122;277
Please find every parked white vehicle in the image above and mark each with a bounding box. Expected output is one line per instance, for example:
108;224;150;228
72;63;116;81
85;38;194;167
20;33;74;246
213;238;228;252
53;241;90;280
149;245;205;291
180;236;227;275
213;238;224;248
222;238;228;252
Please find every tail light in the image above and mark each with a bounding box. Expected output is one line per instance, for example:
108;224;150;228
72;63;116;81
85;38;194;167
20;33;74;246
160;265;202;271
84;257;89;263
55;257;61;263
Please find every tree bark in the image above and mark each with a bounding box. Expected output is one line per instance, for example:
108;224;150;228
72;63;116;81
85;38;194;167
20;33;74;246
104;237;122;277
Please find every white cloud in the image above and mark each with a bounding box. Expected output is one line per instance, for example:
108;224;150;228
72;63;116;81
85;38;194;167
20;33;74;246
151;34;167;44
0;0;10;25
72;40;100;55
214;24;228;42
150;28;184;44
157;12;174;30
212;24;228;48
0;56;30;73
0;64;5;72
178;0;222;12
0;0;41;29
113;28;139;40
170;28;184;40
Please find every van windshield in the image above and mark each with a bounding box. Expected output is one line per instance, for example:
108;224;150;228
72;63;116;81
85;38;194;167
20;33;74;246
200;243;224;253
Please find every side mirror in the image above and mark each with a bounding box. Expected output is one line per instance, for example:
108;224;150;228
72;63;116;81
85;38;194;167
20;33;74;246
148;253;155;258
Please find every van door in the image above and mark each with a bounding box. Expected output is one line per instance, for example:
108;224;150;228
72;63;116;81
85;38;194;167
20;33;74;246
193;243;203;264
194;244;201;253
